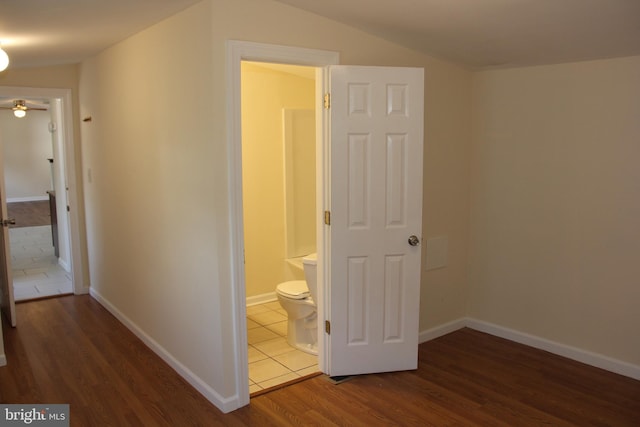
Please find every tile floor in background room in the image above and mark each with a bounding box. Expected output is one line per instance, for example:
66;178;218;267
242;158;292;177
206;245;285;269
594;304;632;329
10;225;73;301
248;301;319;394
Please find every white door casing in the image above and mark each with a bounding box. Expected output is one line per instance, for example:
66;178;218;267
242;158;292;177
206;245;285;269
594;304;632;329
226;40;339;411
327;65;424;376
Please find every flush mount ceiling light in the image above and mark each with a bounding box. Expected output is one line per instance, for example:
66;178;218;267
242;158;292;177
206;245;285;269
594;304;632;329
0;45;8;72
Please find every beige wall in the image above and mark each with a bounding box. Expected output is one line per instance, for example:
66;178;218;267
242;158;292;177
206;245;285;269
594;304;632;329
0;64;79;89
241;63;315;298
79;0;228;397
212;0;472;333
0;111;52;200
78;0;471;410
469;55;640;366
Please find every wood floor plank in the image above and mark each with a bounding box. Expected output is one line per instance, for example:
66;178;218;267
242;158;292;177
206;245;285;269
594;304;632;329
1;295;639;426
6;200;51;228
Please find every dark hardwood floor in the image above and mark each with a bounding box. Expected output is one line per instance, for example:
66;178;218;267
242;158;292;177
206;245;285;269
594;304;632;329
1;295;639;426
6;200;51;228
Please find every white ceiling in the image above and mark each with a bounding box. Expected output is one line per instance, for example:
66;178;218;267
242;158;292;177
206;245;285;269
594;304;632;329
0;0;201;68
1;0;639;70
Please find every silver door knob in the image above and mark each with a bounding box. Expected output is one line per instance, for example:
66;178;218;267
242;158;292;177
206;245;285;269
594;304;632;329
408;235;420;246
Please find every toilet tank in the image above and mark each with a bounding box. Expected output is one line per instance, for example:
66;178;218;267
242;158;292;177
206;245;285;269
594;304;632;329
302;253;318;302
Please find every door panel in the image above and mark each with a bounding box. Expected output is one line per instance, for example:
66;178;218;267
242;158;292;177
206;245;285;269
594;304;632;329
0;140;16;327
328;65;423;376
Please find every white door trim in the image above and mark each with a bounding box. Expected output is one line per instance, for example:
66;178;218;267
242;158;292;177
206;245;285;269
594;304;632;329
225;40;339;410
0;86;87;296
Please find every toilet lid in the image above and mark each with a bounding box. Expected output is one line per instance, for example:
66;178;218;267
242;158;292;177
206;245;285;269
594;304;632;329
277;280;310;300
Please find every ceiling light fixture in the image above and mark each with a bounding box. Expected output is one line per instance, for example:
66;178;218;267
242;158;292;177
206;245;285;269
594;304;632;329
13;100;27;118
0;45;9;72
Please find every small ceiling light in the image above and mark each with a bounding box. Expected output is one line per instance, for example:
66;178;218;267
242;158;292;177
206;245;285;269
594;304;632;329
0;45;9;72
13;100;27;118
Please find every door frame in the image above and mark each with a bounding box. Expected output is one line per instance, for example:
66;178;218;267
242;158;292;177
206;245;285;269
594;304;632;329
226;40;338;408
0;86;87;297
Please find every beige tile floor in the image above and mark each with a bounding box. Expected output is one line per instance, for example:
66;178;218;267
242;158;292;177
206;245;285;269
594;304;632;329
10;226;73;301
248;301;319;394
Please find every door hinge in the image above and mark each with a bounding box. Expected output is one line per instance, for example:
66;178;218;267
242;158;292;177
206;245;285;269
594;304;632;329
325;320;331;335
323;93;330;109
324;210;331;225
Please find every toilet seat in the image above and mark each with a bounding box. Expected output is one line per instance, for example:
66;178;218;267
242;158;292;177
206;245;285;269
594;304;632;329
276;280;310;300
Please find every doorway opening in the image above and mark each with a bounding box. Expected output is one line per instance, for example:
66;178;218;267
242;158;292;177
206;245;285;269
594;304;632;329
1;97;72;301
241;61;319;394
226;40;339;409
228;42;425;412
0;86;86;326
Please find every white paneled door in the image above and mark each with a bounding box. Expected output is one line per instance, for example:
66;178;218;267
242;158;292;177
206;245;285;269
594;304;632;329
328;66;424;376
0;139;16;327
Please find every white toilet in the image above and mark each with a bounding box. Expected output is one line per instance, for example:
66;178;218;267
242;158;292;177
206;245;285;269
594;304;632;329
276;253;318;355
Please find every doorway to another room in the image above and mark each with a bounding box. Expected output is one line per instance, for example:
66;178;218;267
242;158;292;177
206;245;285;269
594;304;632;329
228;41;425;412
241;61;320;394
0;86;85;327
0;97;73;302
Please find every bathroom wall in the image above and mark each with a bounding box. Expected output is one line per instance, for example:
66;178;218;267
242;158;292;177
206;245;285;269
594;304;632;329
241;62;315;299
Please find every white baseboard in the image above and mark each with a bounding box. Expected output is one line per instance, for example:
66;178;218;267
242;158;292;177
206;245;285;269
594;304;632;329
74;285;90;295
465;318;640;381
246;291;277;306
0;353;6;366
419;318;467;344
419;317;640;381
7;196;49;203
89;288;241;413
58;257;71;273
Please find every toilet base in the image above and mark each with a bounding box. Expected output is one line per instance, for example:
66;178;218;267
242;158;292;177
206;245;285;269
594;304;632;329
285;316;318;356
277;292;318;357
291;340;318;356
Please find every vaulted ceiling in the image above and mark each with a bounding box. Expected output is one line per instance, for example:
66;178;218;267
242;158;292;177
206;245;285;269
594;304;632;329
276;0;640;68
1;0;639;70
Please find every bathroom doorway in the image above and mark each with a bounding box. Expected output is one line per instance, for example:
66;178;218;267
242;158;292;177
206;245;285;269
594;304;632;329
228;42;425;411
240;61;320;394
